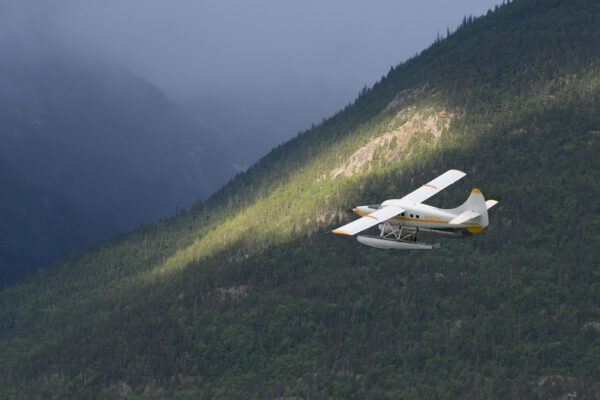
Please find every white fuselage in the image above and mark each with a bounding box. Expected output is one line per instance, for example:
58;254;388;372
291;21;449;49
355;200;480;231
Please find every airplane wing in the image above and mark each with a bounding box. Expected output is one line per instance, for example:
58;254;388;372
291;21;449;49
400;169;466;203
332;205;405;236
449;210;480;225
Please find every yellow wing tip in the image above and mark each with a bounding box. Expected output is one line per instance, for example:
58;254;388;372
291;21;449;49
471;188;482;194
450;168;466;175
467;227;486;234
332;229;352;236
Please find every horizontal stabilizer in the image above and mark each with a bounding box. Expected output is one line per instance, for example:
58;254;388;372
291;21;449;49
400;169;466;203
449;210;480;225
485;199;498;210
332;205;405;236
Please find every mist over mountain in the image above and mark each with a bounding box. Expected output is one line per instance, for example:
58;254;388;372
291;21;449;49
0;51;237;286
1;0;504;171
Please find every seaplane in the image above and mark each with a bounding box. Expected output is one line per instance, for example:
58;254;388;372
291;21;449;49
332;169;498;249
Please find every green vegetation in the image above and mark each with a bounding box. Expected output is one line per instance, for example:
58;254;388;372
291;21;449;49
1;0;599;398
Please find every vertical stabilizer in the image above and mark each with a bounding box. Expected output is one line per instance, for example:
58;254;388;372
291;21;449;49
449;188;489;229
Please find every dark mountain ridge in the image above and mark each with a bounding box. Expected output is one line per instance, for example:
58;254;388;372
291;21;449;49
0;156;95;286
0;57;232;225
0;54;238;286
0;0;599;398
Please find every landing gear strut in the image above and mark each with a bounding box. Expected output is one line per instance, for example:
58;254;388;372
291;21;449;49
379;222;420;242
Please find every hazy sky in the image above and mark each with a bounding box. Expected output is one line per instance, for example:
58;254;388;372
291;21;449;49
2;0;504;162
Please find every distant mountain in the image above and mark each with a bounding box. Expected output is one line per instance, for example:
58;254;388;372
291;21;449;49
0;156;95;286
0;55;237;285
1;0;599;398
0;56;235;228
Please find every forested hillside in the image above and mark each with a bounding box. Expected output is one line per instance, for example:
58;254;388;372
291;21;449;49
1;0;599;398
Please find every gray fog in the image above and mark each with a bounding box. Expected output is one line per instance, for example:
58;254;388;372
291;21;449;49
2;0;502;165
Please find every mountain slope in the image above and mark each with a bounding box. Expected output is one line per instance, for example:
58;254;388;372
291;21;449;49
1;0;599;398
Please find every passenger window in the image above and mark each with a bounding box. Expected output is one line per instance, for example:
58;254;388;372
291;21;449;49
410;214;413;218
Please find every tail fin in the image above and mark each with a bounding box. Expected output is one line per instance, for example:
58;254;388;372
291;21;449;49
450;188;489;229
